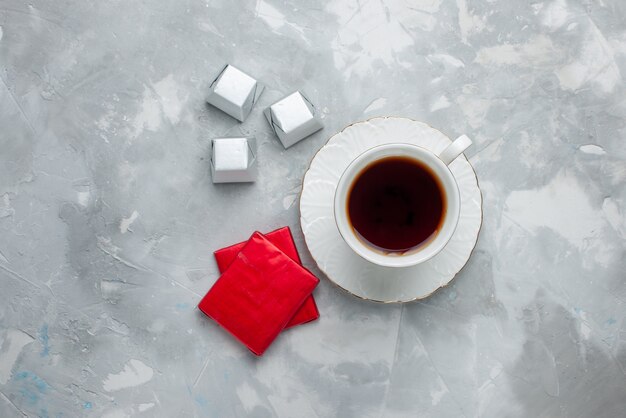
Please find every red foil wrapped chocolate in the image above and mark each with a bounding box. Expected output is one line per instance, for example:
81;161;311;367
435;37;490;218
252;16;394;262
213;227;319;327
199;232;319;356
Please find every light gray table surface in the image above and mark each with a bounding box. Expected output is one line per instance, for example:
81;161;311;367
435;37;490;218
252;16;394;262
1;0;625;417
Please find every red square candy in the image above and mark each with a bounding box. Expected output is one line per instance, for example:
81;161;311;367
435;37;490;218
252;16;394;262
213;227;319;327
199;232;319;355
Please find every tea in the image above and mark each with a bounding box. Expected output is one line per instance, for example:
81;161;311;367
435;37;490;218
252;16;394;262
347;156;446;253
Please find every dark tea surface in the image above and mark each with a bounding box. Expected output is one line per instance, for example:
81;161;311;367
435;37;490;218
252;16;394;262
347;156;445;252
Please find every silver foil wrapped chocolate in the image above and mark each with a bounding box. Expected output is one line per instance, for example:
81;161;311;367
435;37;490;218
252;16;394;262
207;65;264;122
264;92;323;148
211;137;257;183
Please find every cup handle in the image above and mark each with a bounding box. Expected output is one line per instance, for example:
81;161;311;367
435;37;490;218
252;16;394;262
438;135;472;165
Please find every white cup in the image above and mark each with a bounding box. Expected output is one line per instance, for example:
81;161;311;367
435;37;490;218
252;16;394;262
334;135;472;268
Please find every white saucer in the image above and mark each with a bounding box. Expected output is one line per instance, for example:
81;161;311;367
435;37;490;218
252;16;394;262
300;117;482;303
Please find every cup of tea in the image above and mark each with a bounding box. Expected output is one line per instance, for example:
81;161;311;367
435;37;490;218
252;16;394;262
334;135;472;268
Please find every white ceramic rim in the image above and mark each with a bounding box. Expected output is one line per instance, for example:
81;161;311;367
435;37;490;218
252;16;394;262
333;143;461;268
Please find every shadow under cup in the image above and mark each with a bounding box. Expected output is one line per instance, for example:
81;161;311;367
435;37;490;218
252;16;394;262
334;144;461;268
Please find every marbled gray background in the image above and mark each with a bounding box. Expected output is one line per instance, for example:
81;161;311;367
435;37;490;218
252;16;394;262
1;0;625;417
